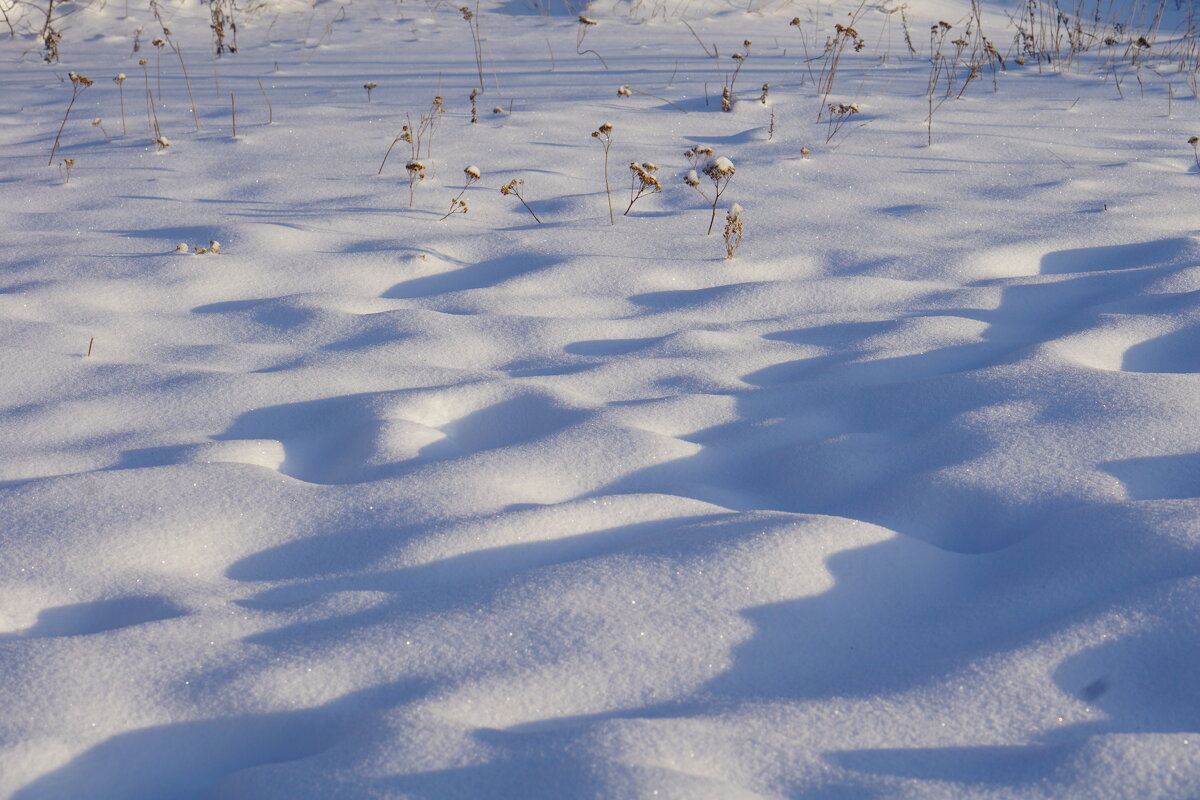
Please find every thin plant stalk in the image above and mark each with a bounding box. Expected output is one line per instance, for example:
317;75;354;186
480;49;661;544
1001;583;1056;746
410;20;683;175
49;72;92;166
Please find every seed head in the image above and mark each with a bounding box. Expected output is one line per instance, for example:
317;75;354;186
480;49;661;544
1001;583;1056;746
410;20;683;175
465;165;482;180
703;156;735;180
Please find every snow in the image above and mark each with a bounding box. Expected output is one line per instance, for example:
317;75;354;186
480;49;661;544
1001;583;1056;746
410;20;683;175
2;0;1200;795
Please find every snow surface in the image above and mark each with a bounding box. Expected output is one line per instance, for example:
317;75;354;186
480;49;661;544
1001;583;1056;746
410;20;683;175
2;0;1200;795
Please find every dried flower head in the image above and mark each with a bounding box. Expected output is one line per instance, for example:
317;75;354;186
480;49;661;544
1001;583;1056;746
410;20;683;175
579;15;597;24
209;240;222;254
703;156;735;179
617;85;632;97
114;73;126;83
685;169;700;187
465;165;482;179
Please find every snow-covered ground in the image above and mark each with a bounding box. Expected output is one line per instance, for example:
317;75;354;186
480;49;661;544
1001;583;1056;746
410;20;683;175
2;0;1200;794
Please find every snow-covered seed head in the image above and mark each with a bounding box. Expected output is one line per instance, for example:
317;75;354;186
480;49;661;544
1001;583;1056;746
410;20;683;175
175;243;188;253
92;118;103;126
1189;136;1199;146
152;37;165;47
704;156;735;180
685;169;701;187
465;165;482;180
579;14;597;24
209;240;222;254
598;122;613;134
114;73;126;83
728;203;743;218
617;85;632;97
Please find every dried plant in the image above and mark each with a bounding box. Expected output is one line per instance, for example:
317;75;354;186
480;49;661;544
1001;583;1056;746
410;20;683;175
721;39;751;111
258;78;273;124
138;58;168;149
500;178;541;223
926;21;953;146
152;36;166;98
684;145;714;168
625;161;661;215
591;122;614;225
724;203;744;259
210;0;238;56
91;117;109;140
48;71;91;166
817;16;867;120
685;154;735;234
825;102;860;143
405;160;426;208
440;165;481;221
364;81;377;102
616;83;687;113
576;14;606;68
1190;136;1199;171
113;73;127;136
59;157;75;183
460;5;485;94
378;98;444;175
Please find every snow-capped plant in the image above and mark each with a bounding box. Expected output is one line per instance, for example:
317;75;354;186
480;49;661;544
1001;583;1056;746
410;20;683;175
364;81;377;102
576;14;606;67
440;165;482;221
113;74;127;136
685;155;736;235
